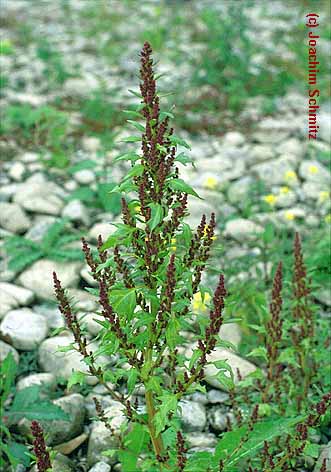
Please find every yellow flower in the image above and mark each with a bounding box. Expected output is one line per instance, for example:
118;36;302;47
284;170;297;181
203;224;217;240
319;191;329;203
264;194;277;206
284;211;295;221
280;186;289;194
192;292;211;312
203;176;218;190
171;237;176;251
308;165;318;174
325;214;331;224
134;204;141;213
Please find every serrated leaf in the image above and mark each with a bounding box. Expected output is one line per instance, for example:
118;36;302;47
247;346;268;361
8;250;42;272
214;416;304;469
168;178;201;199
153;394;178;436
67;371;86;390
165;317;180;350
175;152;194;166
128;89;142;98
188;348;202;370
110;288;136;320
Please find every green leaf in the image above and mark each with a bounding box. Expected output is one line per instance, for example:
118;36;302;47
110;288;136;320
127;369;138;395
8;250;42;272
68;186;96;203
7;386;69;423
165;317;180;350
67;371;86;390
153;394;178;436
127;119;145;132
185;451;212;471
120;135;141;143
168;179;201;199
188;348;202;370
169;135;191;149
214;416;305;469
304;442;320;458
175;152;194;166
113;152;141;163
0;352;17;405
128;89;142;98
6;441;30;467
247;347;268;361
68;159;96;174
148;203;164;231
97;182;121;214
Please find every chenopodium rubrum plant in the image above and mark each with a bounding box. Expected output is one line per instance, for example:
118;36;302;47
53;43;308;472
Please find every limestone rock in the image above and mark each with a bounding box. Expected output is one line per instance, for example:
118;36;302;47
0;339;19;364
18;259;82;300
0;309;48;350
0;202;31;233
224;218;263;242
179;400;207;432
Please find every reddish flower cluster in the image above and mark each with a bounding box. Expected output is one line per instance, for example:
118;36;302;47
176;431;188;471
30;420;51;472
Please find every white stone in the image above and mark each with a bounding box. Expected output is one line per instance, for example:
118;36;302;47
0;289;18;319
299;160;330;184
88;222;116;243
16;373;56;391
13;180;64;215
82;136;101;153
19;152;39;163
18;394;85;446
0;309;48;350
0;202;31;233
38;334;106;385
64;76;99;97
87;401;126;466
319;112;331;144
0;339;19;364
224;218;263;242
88;463;111;472
18;259;82;300
8;161;25;181
219;323;242;349
179;400;206;432
227;177;254;204
74;169;95;185
62;199;90;225
251;156;296;185
223;131;245;147
0;282;34;305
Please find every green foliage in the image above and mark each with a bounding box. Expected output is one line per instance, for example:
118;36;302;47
36;40;72;85
0;353;68;468
0;104;70;167
67;159;122;214
50;43;330;472
4;218;83;273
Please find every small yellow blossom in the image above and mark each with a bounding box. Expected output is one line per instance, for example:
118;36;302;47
308;165;318;174
284;170;297;181
203;176;218;190
284;211;295;221
319;191;330;203
203;224;217;240
280;186;289;194
264;194;277;206
134;204;141;213
192;292;211;312
170;237;176;251
325;214;331;224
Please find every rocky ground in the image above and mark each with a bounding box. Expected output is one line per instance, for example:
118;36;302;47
0;1;330;471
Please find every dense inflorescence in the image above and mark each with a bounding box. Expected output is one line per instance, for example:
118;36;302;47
30;421;51;472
